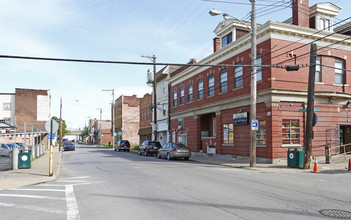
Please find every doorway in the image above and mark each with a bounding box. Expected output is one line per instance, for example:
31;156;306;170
341;126;351;153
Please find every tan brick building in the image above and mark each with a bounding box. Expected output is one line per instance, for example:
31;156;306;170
114;95;141;145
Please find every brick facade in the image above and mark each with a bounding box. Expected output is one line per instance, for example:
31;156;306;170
114;95;141;146
139;93;152;145
169;2;351;163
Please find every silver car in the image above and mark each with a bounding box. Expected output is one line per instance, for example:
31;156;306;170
157;143;191;160
0;143;13;157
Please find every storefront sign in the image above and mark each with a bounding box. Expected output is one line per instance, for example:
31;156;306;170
233;112;249;126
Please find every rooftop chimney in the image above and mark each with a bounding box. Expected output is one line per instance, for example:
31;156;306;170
213;37;220;53
292;0;309;27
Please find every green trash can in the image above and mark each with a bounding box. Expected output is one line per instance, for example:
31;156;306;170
287;148;304;168
18;150;31;169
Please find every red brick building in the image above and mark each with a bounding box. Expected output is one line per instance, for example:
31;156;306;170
169;1;351;163
114;95;141;146
138;93;152;145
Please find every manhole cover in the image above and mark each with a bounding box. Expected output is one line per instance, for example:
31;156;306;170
319;209;351;219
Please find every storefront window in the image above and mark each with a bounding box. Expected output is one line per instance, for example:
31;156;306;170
256;120;266;145
223;123;234;144
282;119;300;144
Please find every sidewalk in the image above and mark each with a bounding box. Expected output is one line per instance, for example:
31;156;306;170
190;152;351;173
0;146;62;191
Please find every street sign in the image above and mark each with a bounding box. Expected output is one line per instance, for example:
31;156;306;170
298;108;320;112
48;133;55;139
251;120;258;131
45;120;59;132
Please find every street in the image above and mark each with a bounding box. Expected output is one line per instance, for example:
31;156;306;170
0;144;350;220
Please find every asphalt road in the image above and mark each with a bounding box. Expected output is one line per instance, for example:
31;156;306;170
0;144;350;220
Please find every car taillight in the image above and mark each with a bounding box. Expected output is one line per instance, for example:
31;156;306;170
172;149;177;152
189;149;191;152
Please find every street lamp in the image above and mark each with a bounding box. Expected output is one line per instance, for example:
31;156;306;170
210;1;257;167
102;89;115;149
59;98;79;151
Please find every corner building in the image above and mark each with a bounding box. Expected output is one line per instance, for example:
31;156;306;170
169;1;351;163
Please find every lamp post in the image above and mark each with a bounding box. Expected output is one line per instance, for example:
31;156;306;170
209;0;257;167
102;89;115;149
142;55;157;141
59;98;79;151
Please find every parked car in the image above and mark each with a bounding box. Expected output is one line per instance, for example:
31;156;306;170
138;141;162;156
158;143;191;160
78;140;82;144
115;140;130;152
0;143;18;157
63;141;75;151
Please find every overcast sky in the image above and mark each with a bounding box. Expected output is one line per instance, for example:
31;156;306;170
0;0;348;129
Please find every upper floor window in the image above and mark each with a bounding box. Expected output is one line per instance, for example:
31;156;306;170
163;81;167;94
234;62;243;88
256;54;262;82
315;56;322;82
188;84;193;102
320;18;331;31
335;58;345;84
162;104;166;116
198;79;204;99
180;87;185;105
3;103;11;111
222;32;232;47
208;74;215;96
173;90;177;107
220;69;228;92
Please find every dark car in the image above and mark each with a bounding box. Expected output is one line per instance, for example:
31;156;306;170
63;141;75;151
115;140;130;152
158;143;191;160
138;141;162;156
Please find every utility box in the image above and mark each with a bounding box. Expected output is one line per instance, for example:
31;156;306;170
18;150;31;169
287;148;304;168
207;145;216;155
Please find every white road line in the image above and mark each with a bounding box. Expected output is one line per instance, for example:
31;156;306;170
0;194;65;200
60;176;89;180
57;180;90;183
65;185;80;220
12;189;65;192
0;202;65;215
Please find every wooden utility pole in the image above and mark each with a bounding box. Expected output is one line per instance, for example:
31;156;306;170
250;0;257;167
304;43;317;169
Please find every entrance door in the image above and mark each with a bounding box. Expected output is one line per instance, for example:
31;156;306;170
342;126;351;153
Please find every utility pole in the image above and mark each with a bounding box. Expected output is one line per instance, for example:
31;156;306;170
96;108;102;144
59;97;62;151
142;55;157;141
304;43;317;169
102;89;115;149
250;0;257;167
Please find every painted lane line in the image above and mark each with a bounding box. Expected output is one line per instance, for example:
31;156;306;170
59;176;90;180
65;185;80;220
0;202;65;215
57;180;90;183
12;189;65;192
0;194;65;200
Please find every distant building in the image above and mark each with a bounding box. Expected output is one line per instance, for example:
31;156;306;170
114;95;140;145
139;93;152;145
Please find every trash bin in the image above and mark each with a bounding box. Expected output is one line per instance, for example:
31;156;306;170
287;148;304;168
18;150;31;169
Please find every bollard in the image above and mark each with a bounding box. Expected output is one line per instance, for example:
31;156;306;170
325;146;331;164
36;145;40;158
11;148;18;170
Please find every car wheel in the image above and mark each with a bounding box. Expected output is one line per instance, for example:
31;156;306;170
157;152;161;159
167;153;171;160
138;150;141;155
127;149;130;152
184;157;189;161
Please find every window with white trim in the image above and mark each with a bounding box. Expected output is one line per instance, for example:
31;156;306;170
282;119;300;144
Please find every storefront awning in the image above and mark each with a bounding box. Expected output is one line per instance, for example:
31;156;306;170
138;126;152;136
